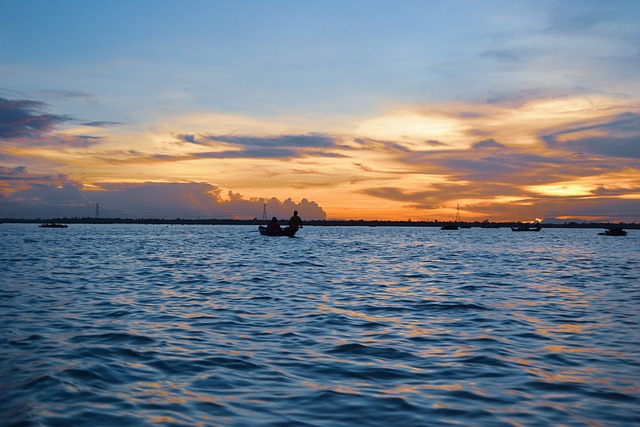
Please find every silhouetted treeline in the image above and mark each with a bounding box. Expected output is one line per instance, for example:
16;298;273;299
1;217;638;229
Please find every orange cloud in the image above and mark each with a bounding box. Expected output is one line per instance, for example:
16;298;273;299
1;94;638;221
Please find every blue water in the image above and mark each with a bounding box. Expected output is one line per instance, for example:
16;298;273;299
1;224;639;427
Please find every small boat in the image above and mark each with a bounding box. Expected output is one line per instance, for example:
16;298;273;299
511;223;541;232
39;222;68;228
598;227;627;236
258;226;297;237
441;204;461;230
480;220;500;228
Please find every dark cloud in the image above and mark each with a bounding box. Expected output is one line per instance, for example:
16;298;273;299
80;121;123;127
13;182;89;205
395;136;628;185
0;96;71;139
361;181;526;210
83;182;327;219
472;139;506;149
177;134;198;144
352;137;412;153
0;165;28;177
193;147;299;159
208;133;337;149
542;112;640;158
485;89;562;106
356;131;639;221
0;165;69;183
63;135;106;147
0;171;327;220
167;132;348;160
35;89;93;101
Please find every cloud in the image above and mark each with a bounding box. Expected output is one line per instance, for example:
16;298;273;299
177;134;198;144
209;133;338;149
472;138;506;149
13;182;89;205
158;132;348;161
80;121;124;127
34;89;94;101
546;2;608;33
0;96;71;139
352;124;640;221
0;172;327;220
542;112;640;158
0;165;28;177
83;182;327;220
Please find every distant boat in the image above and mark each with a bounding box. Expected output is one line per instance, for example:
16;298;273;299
258;226;297;237
440;224;459;230
480;220;500;228
39;222;68;228
511;222;541;232
441;204;461;230
598;227;627;236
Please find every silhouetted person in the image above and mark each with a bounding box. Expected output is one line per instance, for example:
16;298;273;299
267;216;281;231
289;210;302;231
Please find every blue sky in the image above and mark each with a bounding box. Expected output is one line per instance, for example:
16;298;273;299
1;0;639;220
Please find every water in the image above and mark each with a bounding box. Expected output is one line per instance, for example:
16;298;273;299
1;224;639;427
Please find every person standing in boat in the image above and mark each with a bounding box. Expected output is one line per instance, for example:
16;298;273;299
267;217;281;231
289;210;302;232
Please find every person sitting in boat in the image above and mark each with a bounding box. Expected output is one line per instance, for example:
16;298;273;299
289;210;302;231
267;217;281;231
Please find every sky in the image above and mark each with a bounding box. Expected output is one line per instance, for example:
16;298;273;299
1;0;639;222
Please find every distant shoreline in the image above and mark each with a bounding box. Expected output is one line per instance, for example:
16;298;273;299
2;218;638;229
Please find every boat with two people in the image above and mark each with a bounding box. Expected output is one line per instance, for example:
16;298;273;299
258;211;302;237
258;225;298;237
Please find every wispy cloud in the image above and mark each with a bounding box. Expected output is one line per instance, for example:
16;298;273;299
542;112;640;158
0;97;71;139
168;133;348;160
80;121;124;127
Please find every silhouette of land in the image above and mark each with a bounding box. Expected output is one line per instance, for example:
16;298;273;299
1;217;638;229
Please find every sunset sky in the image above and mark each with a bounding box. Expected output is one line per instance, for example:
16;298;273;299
1;0;639;221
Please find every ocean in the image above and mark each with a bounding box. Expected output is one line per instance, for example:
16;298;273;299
1;224;638;427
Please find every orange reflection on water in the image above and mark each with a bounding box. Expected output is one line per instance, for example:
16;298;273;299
150;416;180;424
543;344;623;357
386;383;462;394
317;304;400;324
522;365;597;385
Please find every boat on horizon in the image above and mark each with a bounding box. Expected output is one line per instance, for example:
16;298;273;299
440;224;459;230
511;222;541;232
39;222;68;228
441;204;461;230
598;227;627;236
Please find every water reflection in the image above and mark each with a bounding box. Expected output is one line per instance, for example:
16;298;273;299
1;225;638;427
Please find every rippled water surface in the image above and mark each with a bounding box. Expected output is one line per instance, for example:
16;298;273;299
1;224;639;427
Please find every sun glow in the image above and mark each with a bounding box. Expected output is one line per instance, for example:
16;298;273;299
527;183;594;197
355;112;467;147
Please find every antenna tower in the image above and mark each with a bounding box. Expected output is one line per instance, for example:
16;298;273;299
261;204;267;221
95;203;100;219
455;204;461;223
